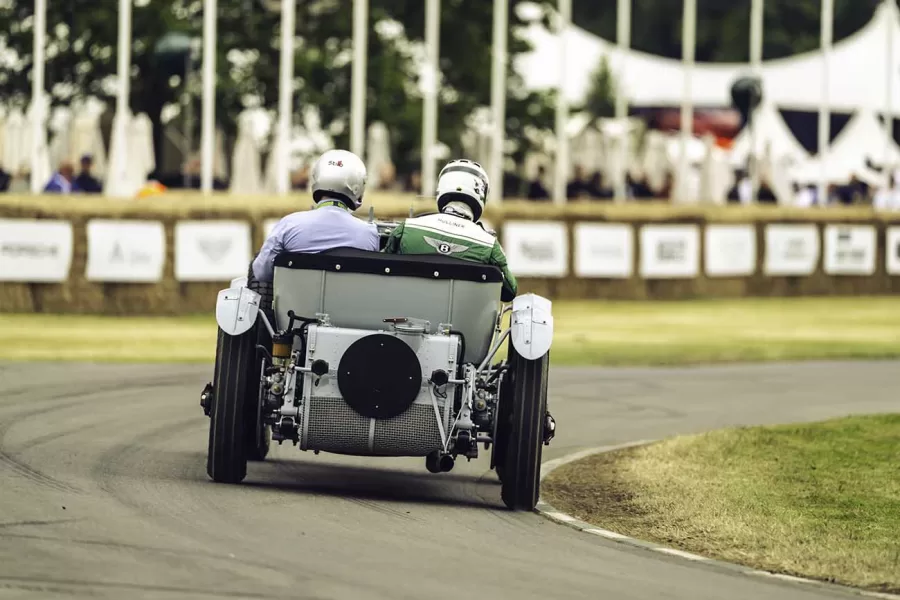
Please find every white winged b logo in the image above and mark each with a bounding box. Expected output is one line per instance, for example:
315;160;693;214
424;235;469;255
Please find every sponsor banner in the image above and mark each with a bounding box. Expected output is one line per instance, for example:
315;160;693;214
502;221;568;277
573;223;633;278
639;224;700;279
85;220;166;282
0;218;73;282
888;227;900;275
704;224;756;277
823;225;876;276
174;221;253;281
764;224;820;276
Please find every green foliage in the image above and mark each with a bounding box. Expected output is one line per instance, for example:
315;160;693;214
582;56;615;120
0;0;556;176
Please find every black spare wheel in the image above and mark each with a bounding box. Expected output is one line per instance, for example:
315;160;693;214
338;334;422;419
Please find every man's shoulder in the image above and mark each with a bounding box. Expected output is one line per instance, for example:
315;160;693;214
404;213;496;246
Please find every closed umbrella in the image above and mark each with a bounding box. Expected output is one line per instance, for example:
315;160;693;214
230;110;263;194
68;107;107;178
366;121;392;189
2;108;26;176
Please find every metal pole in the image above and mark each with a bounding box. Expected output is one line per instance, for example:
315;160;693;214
421;0;440;198
749;0;763;203
678;0;696;204
552;0;571;205
105;0;132;198
277;0;296;195
30;0;47;194
350;0;368;158
489;0;507;203
885;0;894;189
613;0;630;202
200;0;216;193
817;0;833;206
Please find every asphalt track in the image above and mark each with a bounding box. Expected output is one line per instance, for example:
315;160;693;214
0;360;896;600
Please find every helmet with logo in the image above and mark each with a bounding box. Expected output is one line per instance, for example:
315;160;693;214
435;159;489;222
310;149;367;211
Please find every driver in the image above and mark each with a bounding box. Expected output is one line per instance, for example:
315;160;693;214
250;149;379;283
382;159;518;302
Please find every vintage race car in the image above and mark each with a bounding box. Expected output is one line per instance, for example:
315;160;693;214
201;222;554;511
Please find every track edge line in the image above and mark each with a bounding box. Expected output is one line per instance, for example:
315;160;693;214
535;442;900;600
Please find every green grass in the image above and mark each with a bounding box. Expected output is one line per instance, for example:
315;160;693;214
1;296;899;364
542;414;900;594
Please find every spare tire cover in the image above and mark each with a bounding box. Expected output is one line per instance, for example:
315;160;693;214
337;334;422;419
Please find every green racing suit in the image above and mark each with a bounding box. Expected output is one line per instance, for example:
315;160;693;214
383;212;518;302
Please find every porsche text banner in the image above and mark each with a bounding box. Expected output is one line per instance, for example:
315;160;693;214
0;218;73;282
86;220;166;282
704;224;756;277
823;224;876;275
175;221;253;281
502;221;568;277
639;224;700;279
764;224;820;276
573;223;633;278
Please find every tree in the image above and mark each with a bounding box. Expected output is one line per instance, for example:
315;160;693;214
0;0;557;181
582;56;616;120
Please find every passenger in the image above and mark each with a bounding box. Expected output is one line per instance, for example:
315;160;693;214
251;149;379;283
383;159;518;302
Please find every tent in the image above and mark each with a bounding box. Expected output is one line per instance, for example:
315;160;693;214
516;0;900;113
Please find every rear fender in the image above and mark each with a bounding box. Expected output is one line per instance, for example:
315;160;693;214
216;285;261;336
509;293;553;360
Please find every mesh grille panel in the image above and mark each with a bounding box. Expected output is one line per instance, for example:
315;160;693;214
373;403;444;456
303;397;447;457
306;396;370;454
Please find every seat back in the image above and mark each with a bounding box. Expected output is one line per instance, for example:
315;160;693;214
271;248;502;363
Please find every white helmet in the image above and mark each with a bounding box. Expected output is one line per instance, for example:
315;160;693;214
310;149;367;211
436;159;489;221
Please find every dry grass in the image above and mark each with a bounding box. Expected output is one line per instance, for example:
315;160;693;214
543;415;900;593
4;192;900;223
0;297;898;364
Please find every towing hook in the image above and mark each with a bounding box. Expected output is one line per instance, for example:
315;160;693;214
200;382;214;416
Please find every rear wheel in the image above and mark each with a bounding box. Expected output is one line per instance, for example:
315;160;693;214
207;327;256;483
499;343;549;511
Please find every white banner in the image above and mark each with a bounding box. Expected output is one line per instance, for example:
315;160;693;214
823;225;876;275
764;224;820;276
639;224;700;278
704;224;756;277
175;221;253;281
888;227;900;275
502;221;568;277
85;220;166;282
573;223;633;278
0;219;73;282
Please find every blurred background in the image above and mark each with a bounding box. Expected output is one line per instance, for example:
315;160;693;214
2;0;900;210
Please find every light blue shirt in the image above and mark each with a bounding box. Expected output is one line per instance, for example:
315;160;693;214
251;201;380;282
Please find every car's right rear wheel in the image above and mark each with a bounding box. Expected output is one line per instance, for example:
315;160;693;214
499;343;549;511
207;327;255;483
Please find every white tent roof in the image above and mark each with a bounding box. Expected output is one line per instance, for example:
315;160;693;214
791;109;900;183
729;102;810;166
517;0;900;113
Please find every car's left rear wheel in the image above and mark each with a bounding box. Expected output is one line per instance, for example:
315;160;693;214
207;327;255;483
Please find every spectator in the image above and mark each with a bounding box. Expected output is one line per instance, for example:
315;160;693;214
566;164;590;199
73;154;102;193
757;177;777;204
0;167;10;192
586;171;613;200
44;161;75;193
526;166;550;200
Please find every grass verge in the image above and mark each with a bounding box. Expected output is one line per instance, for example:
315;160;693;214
1;296;899;364
542;414;900;593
